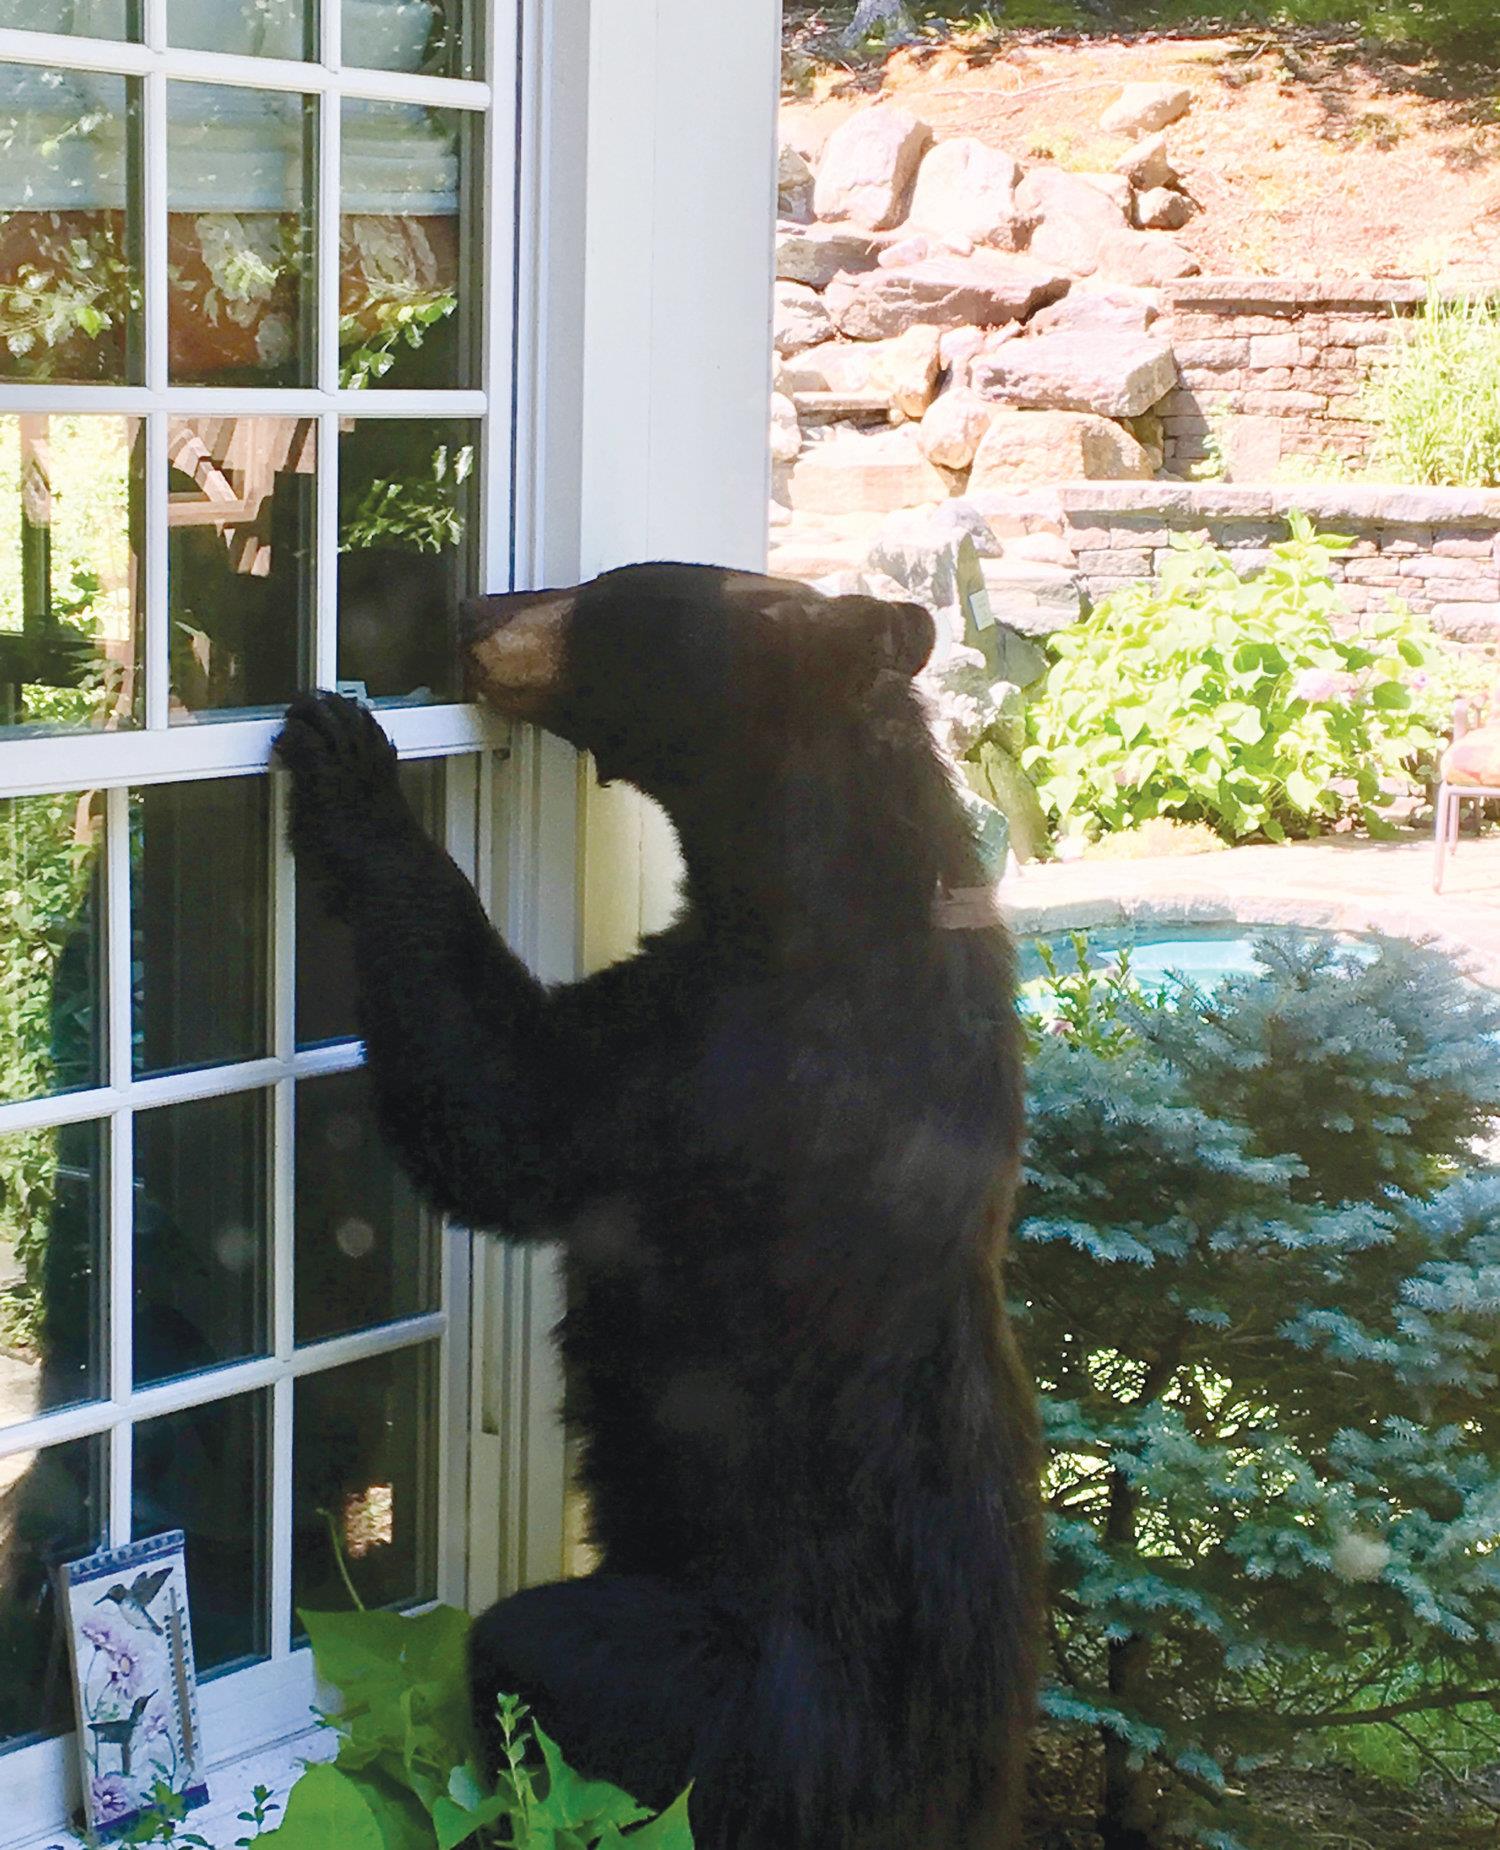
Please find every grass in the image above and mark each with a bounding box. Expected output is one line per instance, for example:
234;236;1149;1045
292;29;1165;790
793;0;1500;59
1367;290;1500;485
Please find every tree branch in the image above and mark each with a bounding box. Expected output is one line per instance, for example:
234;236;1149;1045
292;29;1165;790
1213;1687;1500;1730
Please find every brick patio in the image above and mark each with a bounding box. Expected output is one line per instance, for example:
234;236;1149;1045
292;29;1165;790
999;829;1500;988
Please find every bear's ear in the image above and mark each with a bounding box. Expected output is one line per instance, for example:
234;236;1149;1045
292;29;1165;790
821;595;936;687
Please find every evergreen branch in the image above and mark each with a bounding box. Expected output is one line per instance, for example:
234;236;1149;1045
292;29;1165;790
1213;1686;1500;1730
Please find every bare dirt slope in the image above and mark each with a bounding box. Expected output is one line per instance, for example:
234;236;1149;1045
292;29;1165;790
781;27;1500;281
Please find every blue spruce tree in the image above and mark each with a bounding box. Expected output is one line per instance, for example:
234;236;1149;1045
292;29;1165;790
1015;934;1500;1849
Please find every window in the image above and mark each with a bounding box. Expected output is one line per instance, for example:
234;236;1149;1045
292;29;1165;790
0;4;516;1835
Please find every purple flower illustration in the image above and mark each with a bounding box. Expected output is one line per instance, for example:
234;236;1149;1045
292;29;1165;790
80;1616;115;1652
103;1640;143;1697
90;1774;133;1823
142;1699;170;1743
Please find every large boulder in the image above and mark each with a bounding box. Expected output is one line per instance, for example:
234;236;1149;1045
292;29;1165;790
917;389;995;470
1135;186;1193;231
968;409;1153;487
979;557;1084;635
907;136;1029;251
827;251;1068;339
786;426;952;515
1016;166;1130;277
1100;83;1192;137
781;324;942;418
778;144;815;222
813;106;932;230
971;330;1178;418
1029;285;1159;338
866;500;1005;621
773;281;833;356
1113;132;1178;191
769;392;802;465
1095;228;1200;286
775;223;880;289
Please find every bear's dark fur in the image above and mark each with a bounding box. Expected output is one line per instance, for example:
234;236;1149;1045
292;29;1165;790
274;563;1041;1850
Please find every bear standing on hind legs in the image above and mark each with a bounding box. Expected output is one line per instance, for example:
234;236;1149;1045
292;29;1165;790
274;563;1042;1850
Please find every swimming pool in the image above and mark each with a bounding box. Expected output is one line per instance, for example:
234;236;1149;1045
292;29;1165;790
1015;922;1377;1002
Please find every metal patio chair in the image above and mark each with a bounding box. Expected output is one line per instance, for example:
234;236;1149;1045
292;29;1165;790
1433;689;1500;893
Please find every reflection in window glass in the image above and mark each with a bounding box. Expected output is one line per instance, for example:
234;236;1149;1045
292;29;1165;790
343;0;474;77
167;0;310;59
0;1122;106;1429
293;1344;437;1626
133;1091;270;1389
167;417;315;718
338;421;476;704
0;790;105;1102
295;1069;435;1347
0;1435;105;1753
0;66;138;384
295;759;444;1049
132;777;270;1078
168;86;315;388
341;100;472;391
134;1392;269;1674
0;415;143;736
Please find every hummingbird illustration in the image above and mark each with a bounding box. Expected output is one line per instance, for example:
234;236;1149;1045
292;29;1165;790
88;1692;154;1778
95;1567;172;1634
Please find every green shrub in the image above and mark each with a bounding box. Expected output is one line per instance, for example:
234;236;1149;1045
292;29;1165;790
251;1606;692;1850
1368;290;1500;487
1022;519;1446;846
1015;931;1500;1848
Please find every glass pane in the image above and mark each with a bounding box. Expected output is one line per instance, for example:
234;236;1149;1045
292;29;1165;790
132;777;270;1078
293;1344;437;1626
167;417;315;719
338;421;476;703
295;758;443;1048
0;415;143;736
0;790;105;1101
295;1069;435;1346
340;101;472;390
168;0;312;59
168;86;314;387
133;1091;270;1388
133;1391;269;1674
343;0;476;83
0;68;139;384
0;0;136;34
0;1122;106;1427
0;1435;105;1754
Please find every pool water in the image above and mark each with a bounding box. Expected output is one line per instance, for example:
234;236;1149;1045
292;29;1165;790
1016;923;1377;1004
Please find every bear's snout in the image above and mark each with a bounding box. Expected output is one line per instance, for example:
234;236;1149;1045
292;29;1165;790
461;586;575;716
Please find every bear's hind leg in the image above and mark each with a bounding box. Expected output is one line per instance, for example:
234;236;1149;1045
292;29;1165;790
469;1574;744;1827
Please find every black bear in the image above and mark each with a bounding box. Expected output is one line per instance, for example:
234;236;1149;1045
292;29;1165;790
274;563;1041;1850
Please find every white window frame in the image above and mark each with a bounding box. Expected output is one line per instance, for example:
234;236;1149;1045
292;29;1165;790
0;5;584;1841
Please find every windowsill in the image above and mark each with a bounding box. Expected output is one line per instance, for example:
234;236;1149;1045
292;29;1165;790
12;1727;338;1850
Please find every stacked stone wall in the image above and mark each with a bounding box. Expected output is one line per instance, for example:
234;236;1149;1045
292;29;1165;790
1159;279;1493;479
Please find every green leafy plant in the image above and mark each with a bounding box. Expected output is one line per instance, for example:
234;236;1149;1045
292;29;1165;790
1367;288;1500;487
341;443;474;556
339;292;458;391
1016;930;1500;1847
252;1605;693;1850
1022;518;1447;846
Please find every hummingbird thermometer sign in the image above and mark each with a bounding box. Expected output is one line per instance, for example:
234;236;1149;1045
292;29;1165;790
60;1530;208;1840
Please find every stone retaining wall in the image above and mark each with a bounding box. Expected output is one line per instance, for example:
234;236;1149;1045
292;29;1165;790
978;482;1500;648
1159;279;1492;480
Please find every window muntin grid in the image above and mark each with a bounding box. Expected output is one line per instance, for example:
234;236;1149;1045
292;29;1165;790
0;6;508;1832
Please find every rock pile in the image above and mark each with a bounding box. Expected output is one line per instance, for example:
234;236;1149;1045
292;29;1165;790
770;88;1200;579
769;88;1202;861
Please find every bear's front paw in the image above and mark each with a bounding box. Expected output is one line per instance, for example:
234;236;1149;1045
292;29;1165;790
273;692;405;907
